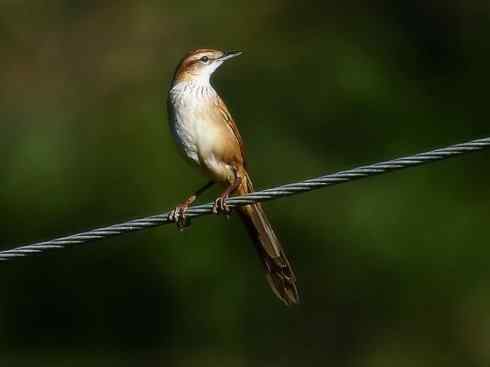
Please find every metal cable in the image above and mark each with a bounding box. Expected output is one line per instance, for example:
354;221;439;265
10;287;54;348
1;136;489;262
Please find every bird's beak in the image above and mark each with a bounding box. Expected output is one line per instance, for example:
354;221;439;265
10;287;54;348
218;50;242;61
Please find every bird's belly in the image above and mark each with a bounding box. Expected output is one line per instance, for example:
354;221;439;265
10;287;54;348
171;112;200;165
171;109;234;183
197;128;236;183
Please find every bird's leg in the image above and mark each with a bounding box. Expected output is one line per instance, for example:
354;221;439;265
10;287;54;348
169;181;214;229
213;168;242;216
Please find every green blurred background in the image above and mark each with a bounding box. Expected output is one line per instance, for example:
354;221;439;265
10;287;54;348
1;1;490;366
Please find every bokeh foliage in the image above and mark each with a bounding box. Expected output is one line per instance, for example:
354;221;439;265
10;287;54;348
1;1;490;366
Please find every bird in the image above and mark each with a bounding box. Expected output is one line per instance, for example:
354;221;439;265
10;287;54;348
166;49;299;305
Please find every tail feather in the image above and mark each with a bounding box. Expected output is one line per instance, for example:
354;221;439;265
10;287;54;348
237;171;299;306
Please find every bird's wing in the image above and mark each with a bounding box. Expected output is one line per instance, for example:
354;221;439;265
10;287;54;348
214;96;247;163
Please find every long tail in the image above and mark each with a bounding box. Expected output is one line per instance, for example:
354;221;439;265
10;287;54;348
236;170;299;305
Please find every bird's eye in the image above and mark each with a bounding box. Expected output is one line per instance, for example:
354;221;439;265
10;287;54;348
200;56;209;63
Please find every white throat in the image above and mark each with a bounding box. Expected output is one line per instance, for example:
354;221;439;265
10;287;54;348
170;78;218;103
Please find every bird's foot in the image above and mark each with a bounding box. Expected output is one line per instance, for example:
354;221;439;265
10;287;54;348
212;194;232;218
168;203;191;230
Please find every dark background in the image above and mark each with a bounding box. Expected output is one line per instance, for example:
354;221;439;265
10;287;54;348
1;1;490;366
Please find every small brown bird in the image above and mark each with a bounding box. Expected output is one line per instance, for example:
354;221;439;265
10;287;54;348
166;49;299;305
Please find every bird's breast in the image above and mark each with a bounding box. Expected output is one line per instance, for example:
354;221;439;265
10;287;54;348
168;82;243;184
168;83;233;178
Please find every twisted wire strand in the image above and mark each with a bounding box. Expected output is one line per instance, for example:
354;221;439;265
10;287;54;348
1;136;489;262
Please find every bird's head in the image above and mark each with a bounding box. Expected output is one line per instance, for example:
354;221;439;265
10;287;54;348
172;49;242;84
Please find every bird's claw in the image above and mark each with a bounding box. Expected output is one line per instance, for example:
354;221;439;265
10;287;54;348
169;205;191;230
212;196;232;217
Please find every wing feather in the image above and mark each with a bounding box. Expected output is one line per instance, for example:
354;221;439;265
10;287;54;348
214;97;247;164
